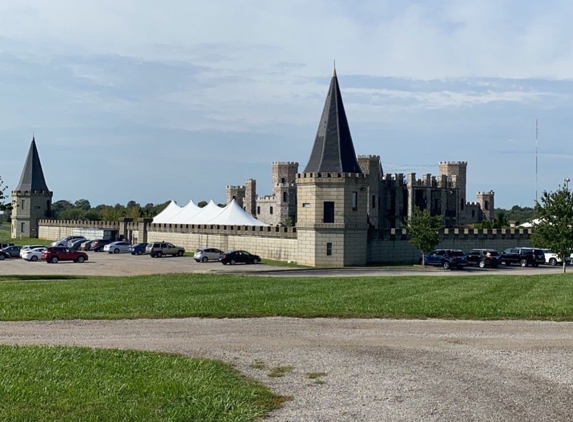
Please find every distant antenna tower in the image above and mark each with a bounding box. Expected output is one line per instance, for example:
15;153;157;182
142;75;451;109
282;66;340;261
535;119;539;204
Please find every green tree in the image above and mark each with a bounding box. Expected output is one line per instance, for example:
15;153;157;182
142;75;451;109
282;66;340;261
74;199;91;210
0;177;9;212
530;186;573;273
406;207;443;266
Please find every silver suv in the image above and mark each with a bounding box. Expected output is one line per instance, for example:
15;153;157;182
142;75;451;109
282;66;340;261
146;241;185;258
194;247;223;262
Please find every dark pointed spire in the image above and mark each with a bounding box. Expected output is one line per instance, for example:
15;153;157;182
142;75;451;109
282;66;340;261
303;71;362;174
15;137;50;192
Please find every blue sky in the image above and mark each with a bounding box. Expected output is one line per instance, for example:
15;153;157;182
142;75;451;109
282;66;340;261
2;0;573;209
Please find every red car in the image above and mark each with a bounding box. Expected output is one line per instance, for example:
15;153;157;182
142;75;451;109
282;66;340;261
42;247;89;264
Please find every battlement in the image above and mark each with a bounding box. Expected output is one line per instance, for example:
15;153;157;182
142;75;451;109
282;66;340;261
477;191;495;196
226;185;245;190
272;162;299;166
12;190;53;195
297;172;368;180
439;161;467;166
466;201;481;207
357;155;380;159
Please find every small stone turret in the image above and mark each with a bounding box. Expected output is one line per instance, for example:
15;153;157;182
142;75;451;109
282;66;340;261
11;137;53;238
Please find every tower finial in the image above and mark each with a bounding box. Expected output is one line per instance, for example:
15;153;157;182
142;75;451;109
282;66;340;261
333;60;336;77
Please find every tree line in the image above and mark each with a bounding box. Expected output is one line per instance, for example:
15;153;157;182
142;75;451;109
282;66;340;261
50;199;221;221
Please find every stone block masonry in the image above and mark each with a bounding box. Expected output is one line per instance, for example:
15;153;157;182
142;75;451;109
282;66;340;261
38;219;532;266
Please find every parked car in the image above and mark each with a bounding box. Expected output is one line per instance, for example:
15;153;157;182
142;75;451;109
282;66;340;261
79;240;95;251
42;247;88;263
68;238;88;251
421;249;468;269
128;243;148;255
91;239;113;252
466;249;501;268
0;242;15;249
542;249;571;266
22;247;47;262
0;250;10;260
19;244;46;258
194;247;223;262
50;236;86;247
219;250;261;265
104;241;131;254
1;245;22;258
500;247;545;267
146;242;186;258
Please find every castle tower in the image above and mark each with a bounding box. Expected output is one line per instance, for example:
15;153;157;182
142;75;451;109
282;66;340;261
11;137;53;238
476;190;495;221
296;70;369;267
439;161;467;225
357;155;383;229
244;179;257;217
272;162;298;225
226;185;245;208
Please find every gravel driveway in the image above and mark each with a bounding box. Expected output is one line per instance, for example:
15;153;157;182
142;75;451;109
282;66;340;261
1;254;572;421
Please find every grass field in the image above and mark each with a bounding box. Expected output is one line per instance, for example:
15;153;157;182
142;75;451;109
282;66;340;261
1;272;573;321
0;344;282;421
2;262;573;419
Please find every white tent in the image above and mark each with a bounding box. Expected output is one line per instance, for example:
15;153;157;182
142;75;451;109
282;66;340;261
172;200;201;223
205;200;268;226
153;199;269;226
186;200;226;224
152;200;182;223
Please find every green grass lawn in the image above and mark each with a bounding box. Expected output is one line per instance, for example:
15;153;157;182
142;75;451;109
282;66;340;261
2;271;573;420
1;272;573;320
0;345;282;421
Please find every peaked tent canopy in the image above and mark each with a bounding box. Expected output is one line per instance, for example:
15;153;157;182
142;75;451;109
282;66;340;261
205;200;268;226
152;199;269;226
152;200;182;224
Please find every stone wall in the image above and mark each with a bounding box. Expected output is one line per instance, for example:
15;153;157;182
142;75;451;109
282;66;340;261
37;219;532;266
368;228;533;263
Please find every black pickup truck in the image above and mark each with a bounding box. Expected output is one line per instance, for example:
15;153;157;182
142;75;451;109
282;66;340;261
500;247;545;267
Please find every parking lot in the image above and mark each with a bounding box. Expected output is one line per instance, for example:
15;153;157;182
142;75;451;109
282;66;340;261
0;251;570;277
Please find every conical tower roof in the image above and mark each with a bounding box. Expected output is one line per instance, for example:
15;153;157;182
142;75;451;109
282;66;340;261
303;70;362;173
15;137;50;192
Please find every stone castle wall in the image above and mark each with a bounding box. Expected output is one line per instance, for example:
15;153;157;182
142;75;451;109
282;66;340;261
37;220;532;265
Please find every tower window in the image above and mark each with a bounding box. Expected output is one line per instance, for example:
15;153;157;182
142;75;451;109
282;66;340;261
270;206;273;215
21;199;25;211
281;177;286;184
460;198;464;210
20;222;25;234
371;195;376;209
352;192;358;211
323;202;335;223
326;242;332;256
485;200;489;210
257;206;260;214
283;192;287;202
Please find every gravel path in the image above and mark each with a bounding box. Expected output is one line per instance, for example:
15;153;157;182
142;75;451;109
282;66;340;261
1;317;572;421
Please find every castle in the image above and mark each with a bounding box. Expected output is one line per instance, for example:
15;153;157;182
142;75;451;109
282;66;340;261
13;70;500;267
226;70;494;230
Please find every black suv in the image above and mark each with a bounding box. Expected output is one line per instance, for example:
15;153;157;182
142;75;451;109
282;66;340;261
500;247;545;267
421;249;468;269
466;249;501;268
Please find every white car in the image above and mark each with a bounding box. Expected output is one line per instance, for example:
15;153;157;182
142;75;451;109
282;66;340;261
20;244;46;258
22;247;47;262
103;241;131;254
542;249;571;266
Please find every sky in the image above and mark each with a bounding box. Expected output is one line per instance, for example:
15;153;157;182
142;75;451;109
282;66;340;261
2;0;573;210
